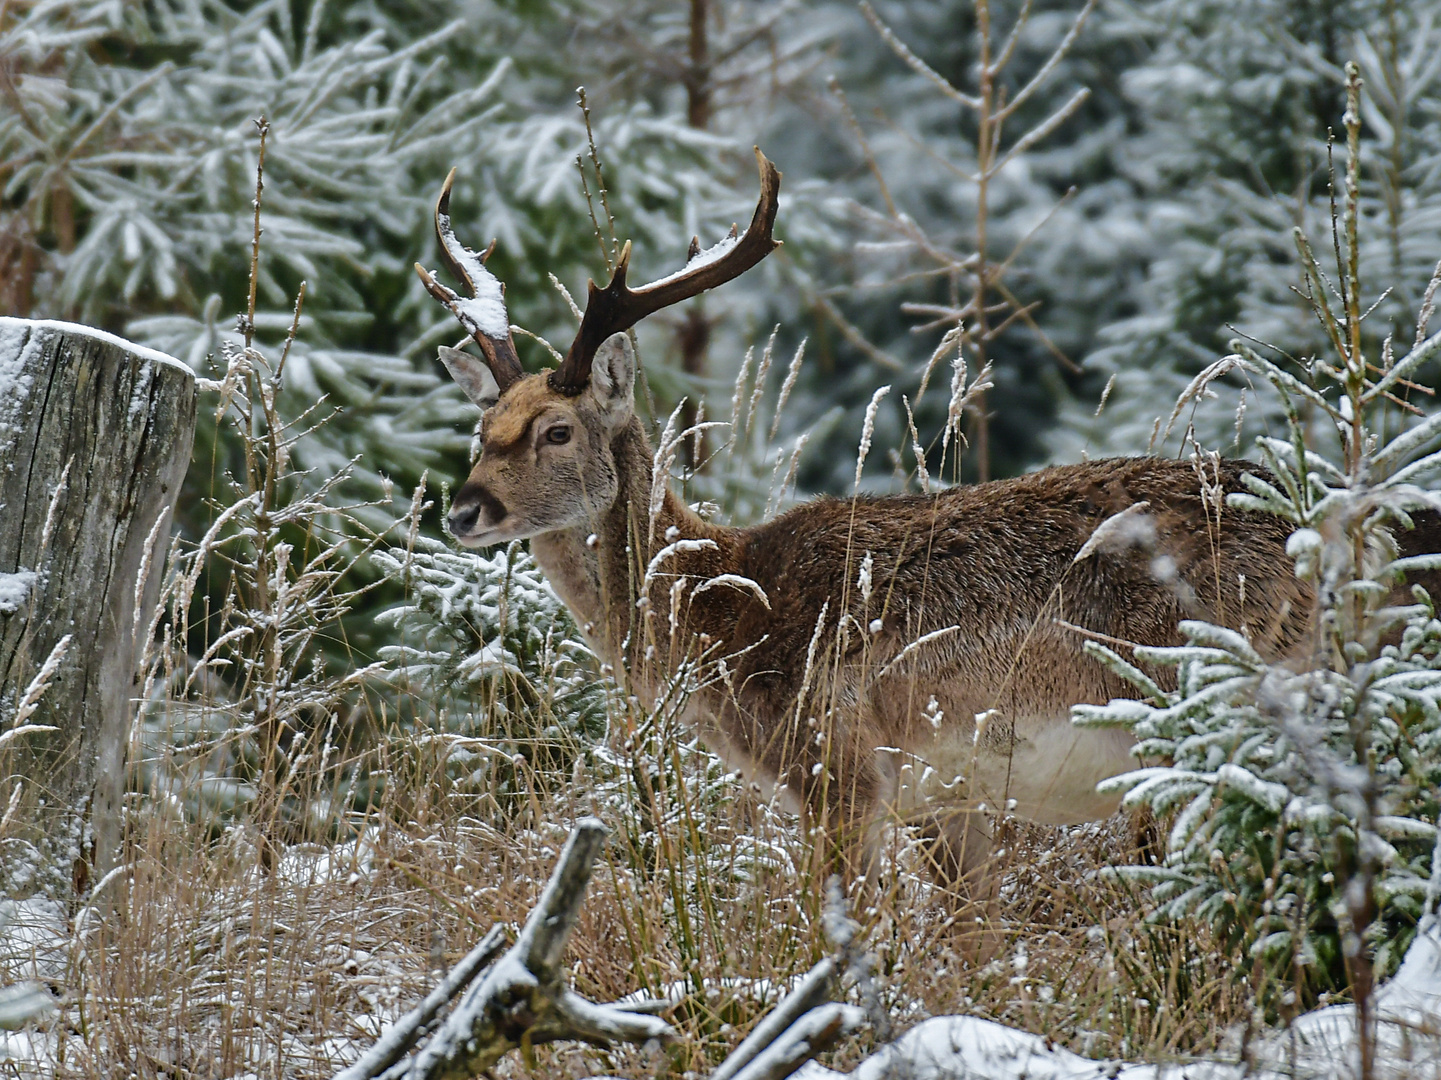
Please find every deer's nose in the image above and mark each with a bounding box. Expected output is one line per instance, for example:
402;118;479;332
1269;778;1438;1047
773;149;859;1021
448;502;480;535
449;483;507;538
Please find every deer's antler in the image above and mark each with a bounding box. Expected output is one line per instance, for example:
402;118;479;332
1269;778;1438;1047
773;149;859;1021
417;149;781;398
414;168;525;391
548;147;782;396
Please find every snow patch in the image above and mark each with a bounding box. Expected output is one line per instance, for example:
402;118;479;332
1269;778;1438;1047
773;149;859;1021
0;898;68;984
126;356;157;427
0;317;192;377
434;218;509;339
0;572;37;616
618;974;800;1009
456;294;510;342
268;827;382;887
645;232;740;289
0;1027;58;1075
0;323;40;458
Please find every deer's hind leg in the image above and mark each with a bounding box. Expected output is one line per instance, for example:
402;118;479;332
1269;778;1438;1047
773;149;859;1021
919;807;1003;961
919;807;995;898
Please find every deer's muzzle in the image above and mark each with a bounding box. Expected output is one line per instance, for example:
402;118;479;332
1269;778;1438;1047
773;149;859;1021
449;483;508;544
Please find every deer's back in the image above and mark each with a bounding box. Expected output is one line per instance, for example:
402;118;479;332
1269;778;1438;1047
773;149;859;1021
695;458;1304;814
734;455;1305;680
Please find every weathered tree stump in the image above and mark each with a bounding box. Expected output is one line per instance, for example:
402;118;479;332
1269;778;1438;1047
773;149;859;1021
0;318;196;900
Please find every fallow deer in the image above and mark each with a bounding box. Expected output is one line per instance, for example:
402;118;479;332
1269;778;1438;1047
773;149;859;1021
414;150;1438;890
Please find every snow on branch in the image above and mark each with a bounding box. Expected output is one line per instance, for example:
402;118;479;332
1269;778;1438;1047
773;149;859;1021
711;959;858;1080
334;819;673;1080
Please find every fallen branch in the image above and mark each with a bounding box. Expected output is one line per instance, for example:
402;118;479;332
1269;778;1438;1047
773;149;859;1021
333;926;507;1080
720;1002;863;1080
711;958;854;1080
336;818;673;1080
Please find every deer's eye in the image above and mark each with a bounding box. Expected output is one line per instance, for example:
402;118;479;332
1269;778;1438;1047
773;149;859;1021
545;425;571;445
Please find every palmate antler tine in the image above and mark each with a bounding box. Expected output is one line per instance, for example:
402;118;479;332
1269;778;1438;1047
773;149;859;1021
549;147;782;395
414;167;526;390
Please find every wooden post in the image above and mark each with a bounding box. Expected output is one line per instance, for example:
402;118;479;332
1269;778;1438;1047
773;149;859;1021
0;318;196;900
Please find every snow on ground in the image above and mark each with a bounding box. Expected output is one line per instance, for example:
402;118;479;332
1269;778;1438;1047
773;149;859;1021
0;898;67;984
269;826;382;888
1;841;1436;1078
0;1026;58;1074
0;831;391;1077
796;916;1441;1080
0;898;67;1075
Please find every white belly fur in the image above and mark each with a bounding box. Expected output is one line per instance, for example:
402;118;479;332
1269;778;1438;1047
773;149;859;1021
883;719;1135;826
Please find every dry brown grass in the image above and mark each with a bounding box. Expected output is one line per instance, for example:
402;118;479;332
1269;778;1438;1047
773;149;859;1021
0;714;1265;1079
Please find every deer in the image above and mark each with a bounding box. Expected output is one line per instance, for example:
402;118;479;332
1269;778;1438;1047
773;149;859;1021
414;149;1440;895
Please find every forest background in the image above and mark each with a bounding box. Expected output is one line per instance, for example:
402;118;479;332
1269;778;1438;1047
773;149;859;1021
11;0;1440;529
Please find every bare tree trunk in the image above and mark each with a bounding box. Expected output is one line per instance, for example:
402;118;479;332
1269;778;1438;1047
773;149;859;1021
0;318;196;901
678;308;711;469
680;0;713;472
686;0;712;132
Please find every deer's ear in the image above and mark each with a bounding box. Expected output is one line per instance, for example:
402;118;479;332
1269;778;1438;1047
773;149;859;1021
438;345;501;409
587;333;635;429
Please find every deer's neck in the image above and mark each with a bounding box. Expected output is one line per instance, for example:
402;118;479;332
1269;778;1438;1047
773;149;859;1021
529;416;740;679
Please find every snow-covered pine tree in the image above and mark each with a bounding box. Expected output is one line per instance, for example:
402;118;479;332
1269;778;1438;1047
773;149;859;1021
1050;0;1441;462
371;535;610;813
1074;69;1441;1018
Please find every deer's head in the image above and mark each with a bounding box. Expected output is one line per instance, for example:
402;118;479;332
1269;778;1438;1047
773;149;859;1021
416;150;781;548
